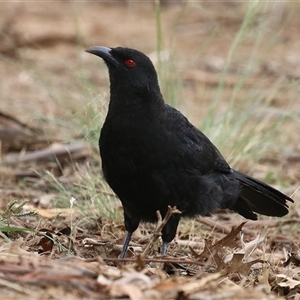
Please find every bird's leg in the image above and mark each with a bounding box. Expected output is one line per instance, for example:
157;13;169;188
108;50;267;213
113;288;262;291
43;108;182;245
161;213;181;255
161;241;170;255
119;231;132;258
120;211;140;258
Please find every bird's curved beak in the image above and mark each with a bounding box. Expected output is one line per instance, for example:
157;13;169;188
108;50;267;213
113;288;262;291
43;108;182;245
85;46;119;67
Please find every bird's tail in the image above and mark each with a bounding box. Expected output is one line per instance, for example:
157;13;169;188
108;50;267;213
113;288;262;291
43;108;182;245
231;170;293;220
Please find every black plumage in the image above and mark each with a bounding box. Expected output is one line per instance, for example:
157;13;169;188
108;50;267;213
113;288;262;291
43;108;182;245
85;46;293;258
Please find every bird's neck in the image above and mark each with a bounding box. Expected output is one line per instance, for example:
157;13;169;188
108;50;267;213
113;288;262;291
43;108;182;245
108;85;165;115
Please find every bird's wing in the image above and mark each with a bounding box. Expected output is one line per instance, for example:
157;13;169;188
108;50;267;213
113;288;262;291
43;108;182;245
163;104;232;174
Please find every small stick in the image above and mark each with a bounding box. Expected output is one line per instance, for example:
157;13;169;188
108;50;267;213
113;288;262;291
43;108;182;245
140;206;181;258
101;257;205;266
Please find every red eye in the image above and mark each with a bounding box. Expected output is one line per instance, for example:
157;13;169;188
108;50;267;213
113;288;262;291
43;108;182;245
125;59;136;67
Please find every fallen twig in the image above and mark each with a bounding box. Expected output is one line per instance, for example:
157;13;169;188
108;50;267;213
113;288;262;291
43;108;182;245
2;143;90;165
101;256;205;266
140;206;181;258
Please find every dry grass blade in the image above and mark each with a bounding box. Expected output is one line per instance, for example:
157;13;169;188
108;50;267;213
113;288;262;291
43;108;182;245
73;183;117;197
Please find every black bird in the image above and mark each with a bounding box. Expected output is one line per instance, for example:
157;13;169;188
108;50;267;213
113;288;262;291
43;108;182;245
85;46;293;258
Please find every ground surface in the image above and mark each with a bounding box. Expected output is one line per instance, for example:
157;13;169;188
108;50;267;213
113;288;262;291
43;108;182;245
0;2;300;299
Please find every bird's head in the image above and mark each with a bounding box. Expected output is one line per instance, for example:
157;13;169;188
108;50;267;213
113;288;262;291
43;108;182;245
85;46;162;103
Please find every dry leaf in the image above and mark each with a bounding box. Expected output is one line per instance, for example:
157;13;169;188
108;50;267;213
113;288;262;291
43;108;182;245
37;232;54;253
224;232;266;264
193;222;246;260
283;253;300;267
276;274;300;289
220;253;265;276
